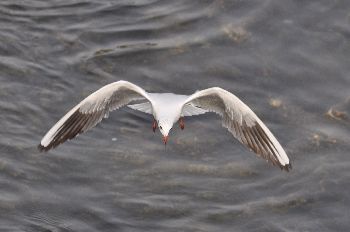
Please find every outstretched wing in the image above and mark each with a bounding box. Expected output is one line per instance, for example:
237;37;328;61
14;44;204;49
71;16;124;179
38;80;152;151
184;87;291;171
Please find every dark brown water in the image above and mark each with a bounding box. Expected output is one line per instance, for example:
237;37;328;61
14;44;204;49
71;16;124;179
1;0;350;231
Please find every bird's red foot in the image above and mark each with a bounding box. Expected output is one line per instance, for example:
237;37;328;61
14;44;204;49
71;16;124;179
179;117;184;130
152;119;157;132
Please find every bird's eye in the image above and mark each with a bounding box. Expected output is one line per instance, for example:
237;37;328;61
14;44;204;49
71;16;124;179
159;126;162;130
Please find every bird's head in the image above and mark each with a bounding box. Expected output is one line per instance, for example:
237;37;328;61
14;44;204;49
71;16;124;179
158;120;173;145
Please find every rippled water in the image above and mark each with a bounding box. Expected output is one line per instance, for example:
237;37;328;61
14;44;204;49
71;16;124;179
1;0;350;231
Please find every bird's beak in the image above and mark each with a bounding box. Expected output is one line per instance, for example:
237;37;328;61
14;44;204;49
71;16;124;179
162;135;169;145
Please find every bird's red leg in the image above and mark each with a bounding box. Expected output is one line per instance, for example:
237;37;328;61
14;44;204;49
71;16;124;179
152;119;157;132
179;117;184;130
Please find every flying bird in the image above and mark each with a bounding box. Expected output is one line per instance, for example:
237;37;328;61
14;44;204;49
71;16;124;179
38;80;291;171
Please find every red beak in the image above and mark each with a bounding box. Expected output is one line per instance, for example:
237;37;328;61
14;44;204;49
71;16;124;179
163;136;169;145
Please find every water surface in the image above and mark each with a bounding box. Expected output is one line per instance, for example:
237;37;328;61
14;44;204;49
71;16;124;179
1;0;350;231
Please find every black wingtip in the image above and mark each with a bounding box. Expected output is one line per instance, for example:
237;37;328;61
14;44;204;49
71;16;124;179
281;162;292;172
37;144;49;152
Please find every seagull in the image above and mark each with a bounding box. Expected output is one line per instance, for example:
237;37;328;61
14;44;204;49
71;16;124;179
38;80;291;171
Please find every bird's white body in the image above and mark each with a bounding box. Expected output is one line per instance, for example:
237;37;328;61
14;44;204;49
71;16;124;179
149;93;187;123
39;80;291;171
